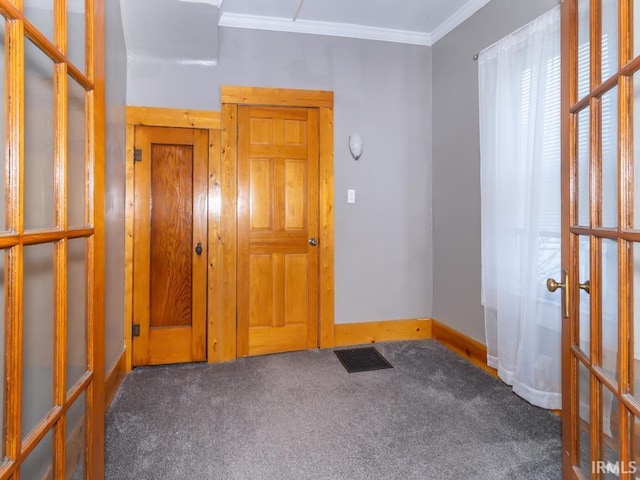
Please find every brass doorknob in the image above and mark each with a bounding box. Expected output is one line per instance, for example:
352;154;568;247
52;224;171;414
579;280;590;294
308;238;318;247
546;277;565;292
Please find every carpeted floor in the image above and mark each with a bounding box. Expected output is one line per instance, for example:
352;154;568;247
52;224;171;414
105;340;561;480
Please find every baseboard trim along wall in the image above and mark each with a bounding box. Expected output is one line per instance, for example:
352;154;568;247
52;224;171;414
334;319;432;347
105;351;127;412
430;320;497;377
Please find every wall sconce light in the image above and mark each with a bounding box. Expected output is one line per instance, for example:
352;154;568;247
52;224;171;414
348;134;363;160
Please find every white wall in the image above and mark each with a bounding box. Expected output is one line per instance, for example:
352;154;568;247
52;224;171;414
127;28;433;324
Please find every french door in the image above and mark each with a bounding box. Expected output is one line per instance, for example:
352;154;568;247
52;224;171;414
561;0;640;478
0;0;104;479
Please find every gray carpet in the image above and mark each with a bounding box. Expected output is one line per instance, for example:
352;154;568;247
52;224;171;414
105;340;561;480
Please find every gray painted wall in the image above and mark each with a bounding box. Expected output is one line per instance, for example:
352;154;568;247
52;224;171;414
431;0;560;343
127;29;433;324
104;0;127;373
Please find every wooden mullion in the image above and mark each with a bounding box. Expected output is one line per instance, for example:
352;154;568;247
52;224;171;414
53;0;68;473
570;75;620;114
565;4;580;472
0;228;94;248
618;0;634;472
4;4;24;478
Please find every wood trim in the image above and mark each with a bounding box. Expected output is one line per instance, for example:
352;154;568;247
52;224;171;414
219;104;238;361
126;106;221;130
207;128;223;363
334;319;432;347
430;320;497;377
221;86;334;109
318;107;335;348
104;351;126;412
124;125;135;372
90;0;107;476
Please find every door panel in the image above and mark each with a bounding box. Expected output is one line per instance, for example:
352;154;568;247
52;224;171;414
237;106;319;357
561;0;640;478
132;126;208;366
149;143;194;328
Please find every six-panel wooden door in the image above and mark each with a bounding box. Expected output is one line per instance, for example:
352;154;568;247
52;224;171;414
236;106;320;357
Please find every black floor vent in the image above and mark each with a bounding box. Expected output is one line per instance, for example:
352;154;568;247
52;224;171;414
334;347;393;373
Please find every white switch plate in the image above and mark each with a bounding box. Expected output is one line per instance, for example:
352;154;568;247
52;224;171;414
347;189;356;204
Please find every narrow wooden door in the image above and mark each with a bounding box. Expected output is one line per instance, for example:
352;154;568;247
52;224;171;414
558;0;640;478
237;106;320;356
132;126;208;366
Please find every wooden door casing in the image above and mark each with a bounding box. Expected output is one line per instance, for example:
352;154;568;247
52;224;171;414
237;106;320;356
132;126;208;366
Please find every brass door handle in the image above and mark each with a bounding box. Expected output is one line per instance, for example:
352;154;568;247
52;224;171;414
546;277;565;292
579;280;590;294
546;268;569;318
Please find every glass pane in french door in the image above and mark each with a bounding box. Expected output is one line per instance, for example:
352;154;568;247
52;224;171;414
578;108;590;226
601;0;618;81
577;0;590;100
25;39;55;231
66;391;86;479
578;360;591;473
20;430;53;479
67;238;87;393
601;239;618;382
634;72;640;228
24;0;54;43
67;0;86;73
22;243;55;439
636;0;640;57
601;386;620;472
579;236;591;357
68;77;87;227
601;87;618;229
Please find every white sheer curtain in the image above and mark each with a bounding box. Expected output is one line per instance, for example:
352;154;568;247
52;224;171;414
479;6;561;410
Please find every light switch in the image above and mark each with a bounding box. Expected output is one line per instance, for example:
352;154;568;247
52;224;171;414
347;189;356;204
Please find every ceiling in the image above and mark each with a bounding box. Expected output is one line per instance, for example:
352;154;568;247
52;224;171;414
219;0;491;45
120;0;492;67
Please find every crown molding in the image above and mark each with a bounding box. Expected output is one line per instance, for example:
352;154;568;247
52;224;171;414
219;12;432;47
430;0;492;44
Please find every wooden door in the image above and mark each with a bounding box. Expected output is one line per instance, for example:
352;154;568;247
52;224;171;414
237;106;320;356
132;126;208;366
559;0;640;477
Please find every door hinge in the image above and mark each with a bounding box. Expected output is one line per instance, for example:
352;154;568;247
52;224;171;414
132;324;141;337
133;148;142;162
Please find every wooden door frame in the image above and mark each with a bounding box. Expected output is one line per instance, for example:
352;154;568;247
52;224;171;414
216;86;335;361
124;106;221;371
